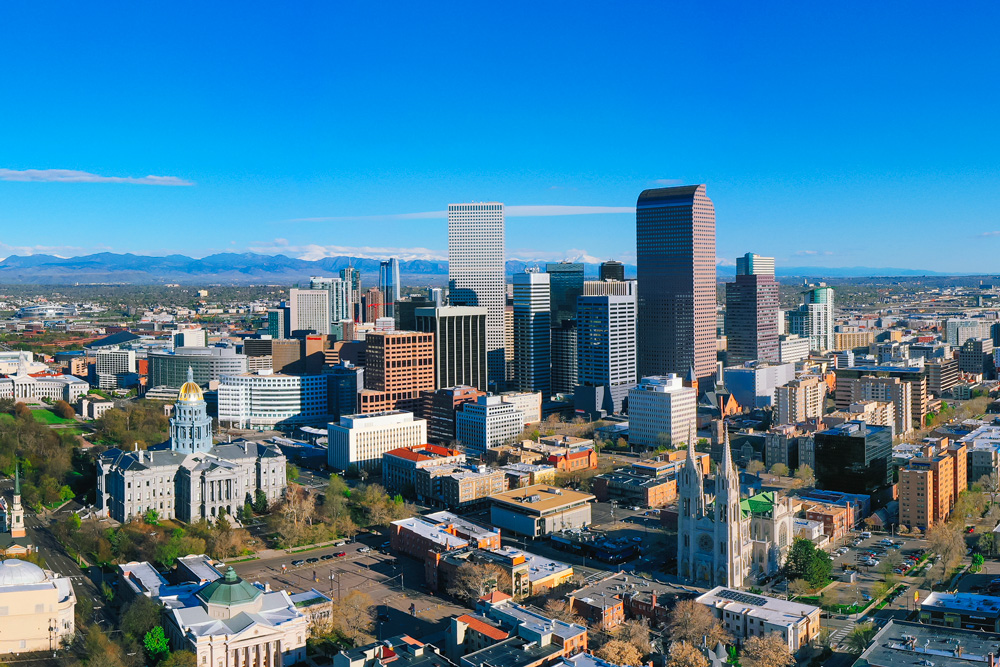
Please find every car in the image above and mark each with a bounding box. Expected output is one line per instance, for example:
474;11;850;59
861;531;872;538
321;554;334;560
894;568;903;574
632;537;642;542
291;559;305;566
881;538;894;545
306;557;319;564
335;551;347;557
381;541;391;549
889;543;902;549
968;526;976;533
359;546;372;553
862;593;872;601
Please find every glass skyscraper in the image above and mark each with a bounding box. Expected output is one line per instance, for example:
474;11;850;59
546;261;583;394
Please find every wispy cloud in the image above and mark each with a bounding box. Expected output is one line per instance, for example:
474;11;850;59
0;241;112;260
247;239;447;262
0;168;194;186
652;178;684;186
795;250;819;256
980;231;1000;237
286;204;633;223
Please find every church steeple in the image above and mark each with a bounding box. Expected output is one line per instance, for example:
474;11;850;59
10;462;25;538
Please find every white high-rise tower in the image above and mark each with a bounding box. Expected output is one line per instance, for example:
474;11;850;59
448;202;506;387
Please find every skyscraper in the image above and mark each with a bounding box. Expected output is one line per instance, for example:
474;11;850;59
513;270;551;397
288;288;330;335
599;260;625;282
340;266;362;322
309;276;352;323
414;305;488;390
379;258;401;317
788;284;835;352
725;252;779;366
636;185;716;384
575;292;636;415
448;202;506;387
546;261;583;395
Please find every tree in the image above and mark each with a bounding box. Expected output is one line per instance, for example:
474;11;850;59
144;626;170;663
844;622;878;655
144;508;160;525
253;488;268;513
979;531;996;557
268;484;316;546
769;463;789;477
665;599;730;647
332;590;375;645
788;578;812;597
287;463;300;483
616;619;651;655
53;400;76;419
973;553;985;571
784;538;832;588
543;599;580;624
926;522;965;570
666;641;709;667
448;562;512;602
14;402;31;420
819;588;842;610
160;651;197;667
121;595;163;642
793;464;815;487
740;633;794;667
595;640;644;667
746;460;765;475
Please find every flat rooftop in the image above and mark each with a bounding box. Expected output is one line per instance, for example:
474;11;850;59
921;592;1000;619
696;587;819;627
490;484;595;512
493;546;572;583
425;511;498;541
859;619;1000;667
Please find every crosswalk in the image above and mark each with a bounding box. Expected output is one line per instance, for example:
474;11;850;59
829;620;856;648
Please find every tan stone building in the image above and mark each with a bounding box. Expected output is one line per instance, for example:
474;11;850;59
0;559;76;654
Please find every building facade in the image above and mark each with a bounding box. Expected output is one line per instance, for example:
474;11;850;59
456;395;525;457
148;345;248;388
415;306;488;391
217;370;331;429
328;411;428;472
0;559;75;654
513;271;551;398
627;375;697;448
636;184;716;384
289;287;331;335
361;330;435;413
725;253;779;366
575;293;636;416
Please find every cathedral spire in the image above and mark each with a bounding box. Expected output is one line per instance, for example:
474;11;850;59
14;461;19;496
720;426;733;476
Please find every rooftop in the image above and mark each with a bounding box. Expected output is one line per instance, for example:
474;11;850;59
493;547;572;583
696;587;820;627
858;620;1000;667
921;592;1000;619
456;614;509;641
490;484;595;512
461;637;561;667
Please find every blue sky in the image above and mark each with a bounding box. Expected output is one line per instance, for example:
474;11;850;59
1;2;999;272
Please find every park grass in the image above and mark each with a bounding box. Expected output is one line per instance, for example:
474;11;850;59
31;409;76;424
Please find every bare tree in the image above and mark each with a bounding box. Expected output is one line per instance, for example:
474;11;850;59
788;578;812;598
332;590;375;645
447;562;512;602
666;641;709;667
616;619;651;655
595;640;644;667
746;460;765;475
740;633;794;667
269;484;316;546
665;599;730;647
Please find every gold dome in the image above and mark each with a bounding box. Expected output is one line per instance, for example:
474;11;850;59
178;381;204;402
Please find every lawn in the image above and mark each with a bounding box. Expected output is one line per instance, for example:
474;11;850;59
31;409;76;424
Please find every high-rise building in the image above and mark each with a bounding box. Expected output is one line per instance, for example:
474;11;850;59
364;287;385;323
627;375;697;448
95;349;137;389
414;305;488;391
328;411;428;472
309;276;352;323
575;293;636;415
636;185;716;384
456;395;525;456
148;346;248;388
725;253;779;366
267;308;287;339
360;330;435;413
513;271;551;397
448;202;506;387
583;279;636;297
599;260;625;282
340;266;362;322
288;288;331;336
217;370;331;429
959;338;995;378
924;357;959;397
328;361;364;420
774;376;827;425
418;385;486;444
379;258;401;317
788;285;835;352
899;439;968;530
814;421;893;497
547;262;583;395
504;304;515;387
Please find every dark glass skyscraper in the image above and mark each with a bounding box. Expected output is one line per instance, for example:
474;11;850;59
599;260;625;282
546;262;584;394
379;258;400;318
636;185;717;384
725;253;779;366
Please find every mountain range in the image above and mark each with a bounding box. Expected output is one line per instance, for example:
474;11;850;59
0;252;963;284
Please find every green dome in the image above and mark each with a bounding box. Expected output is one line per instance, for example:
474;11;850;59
196;567;262;606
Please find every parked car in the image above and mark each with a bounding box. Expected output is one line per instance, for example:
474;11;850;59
291;559;305;566
306;557;319;564
335;551;347;557
967;526;976;534
321;554;334;560
359;546;372;553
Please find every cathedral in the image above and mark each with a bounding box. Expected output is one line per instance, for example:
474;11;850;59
676;428;752;588
97;369;287;524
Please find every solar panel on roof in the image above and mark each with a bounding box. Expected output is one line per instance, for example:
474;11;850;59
717;589;767;606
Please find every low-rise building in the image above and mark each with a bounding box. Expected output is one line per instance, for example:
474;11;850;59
0;559;76;654
336;635;452;667
390;511;501;561
79;396;115;419
328;411;428;472
413;465;506;509
490;484;595;537
899;438;968;530
695;587;820;652
858;619;1000;667
500;463;557;488
803;502;854;542
382;444;466;493
567;572;697;629
919;592;1000;632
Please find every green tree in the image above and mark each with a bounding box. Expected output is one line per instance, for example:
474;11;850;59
746;460;765;475
144;626;170;662
253;488;268;513
287;463;300;483
769;463;789;477
845;622;878;655
160;651;197;667
121;595;162;642
973;553;985;571
784;538;832;588
145;508;160;525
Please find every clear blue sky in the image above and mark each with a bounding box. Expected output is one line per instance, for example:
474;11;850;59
1;2;999;272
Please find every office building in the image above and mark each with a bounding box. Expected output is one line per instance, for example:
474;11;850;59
725;253;779;365
513;271;551;397
456;395;525;456
858;620;1000;667
382;444;466;494
918;593;1000;633
328;411;428;472
636;184;716;384
360;331;435;413
499;391;543;424
419;385;487;443
489;484;595;537
778;334;810;364
217;370;330;429
695;587;820;652
723;362;795;409
0;560;75;654
925;357;960;396
340;266;362;322
774;376;827;425
415;306;488;391
173;328;207;348
148;345;248;388
787;285;835;352
583;279;636;297
813;421;893;497
547;262;583;395
835;364;928;431
288;287;330;335
379;258;401;317
95;348;137;389
310;275;352;323
328;361;364;421
947;318;992;347
599;260;625;282
574;293;636;416
363;287;385;323
627;375;697;448
267;308;286;339
899;439;968;530
677;431;751;588
504;305;515;386
448;202;506;386
959;337;995;378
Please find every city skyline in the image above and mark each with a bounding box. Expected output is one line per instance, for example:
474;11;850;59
2;3;1000;272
